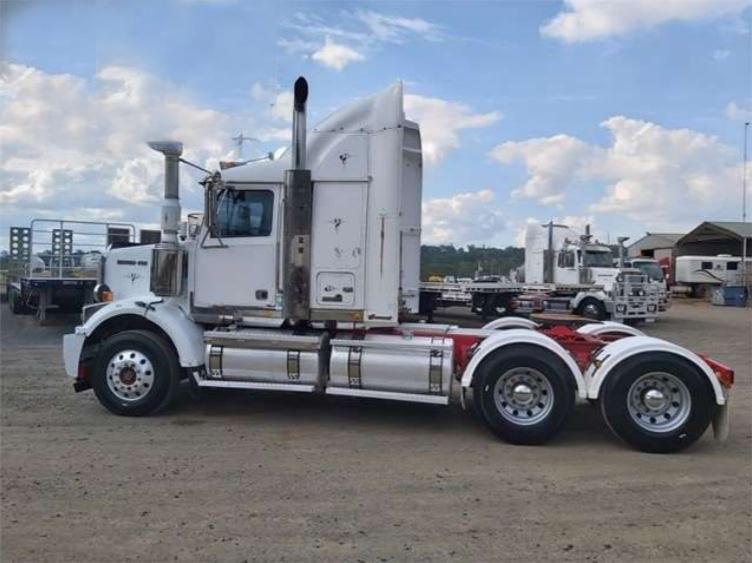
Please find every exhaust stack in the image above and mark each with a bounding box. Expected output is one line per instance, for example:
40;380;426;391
282;77;313;322
147;141;184;297
147;141;183;244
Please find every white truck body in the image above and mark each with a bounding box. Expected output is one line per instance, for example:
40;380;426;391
61;78;732;453
522;223;658;322
624;257;670;311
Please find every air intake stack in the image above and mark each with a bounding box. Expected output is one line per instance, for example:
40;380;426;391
147;141;184;297
282;77;313;322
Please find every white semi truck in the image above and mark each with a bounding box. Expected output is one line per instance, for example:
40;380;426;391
520;223;659;322
623;257;671;311
62;78;733;453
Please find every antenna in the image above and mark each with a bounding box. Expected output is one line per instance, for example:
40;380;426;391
231;131;259;159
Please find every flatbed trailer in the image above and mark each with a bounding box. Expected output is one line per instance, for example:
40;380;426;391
419;281;523;321
7;219;136;321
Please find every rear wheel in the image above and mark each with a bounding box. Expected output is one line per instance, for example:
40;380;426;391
600;353;716;453
578;297;606;320
92;330;180;416
474;345;575;445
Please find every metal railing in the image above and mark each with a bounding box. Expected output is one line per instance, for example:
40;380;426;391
16;219;136;280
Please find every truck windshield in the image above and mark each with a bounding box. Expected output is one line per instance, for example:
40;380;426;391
583;250;613;267
634;262;663;281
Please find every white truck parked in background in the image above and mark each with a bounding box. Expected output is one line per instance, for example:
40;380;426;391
62;77;733;453
521;222;659;322
623;257;671;311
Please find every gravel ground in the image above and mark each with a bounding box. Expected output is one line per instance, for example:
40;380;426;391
1;301;750;562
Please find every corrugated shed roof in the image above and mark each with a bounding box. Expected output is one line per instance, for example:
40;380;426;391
676;221;752;245
706;221;752;238
628;232;684;250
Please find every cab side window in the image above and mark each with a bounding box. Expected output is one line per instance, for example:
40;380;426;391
558;251;575;268
215;189;274;237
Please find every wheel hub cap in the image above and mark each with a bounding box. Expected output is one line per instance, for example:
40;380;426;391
493;367;554;426
642;388;667;410
627;372;691;433
106;349;155;402
512;384;534;405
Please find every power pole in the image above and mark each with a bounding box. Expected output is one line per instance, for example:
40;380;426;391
232;131;259;160
743;121;749;290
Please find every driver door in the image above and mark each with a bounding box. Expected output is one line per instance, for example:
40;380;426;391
192;184;281;312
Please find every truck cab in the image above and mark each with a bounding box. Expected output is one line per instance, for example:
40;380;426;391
625;257;670;311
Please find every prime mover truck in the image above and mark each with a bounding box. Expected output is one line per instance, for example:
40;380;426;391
63;78;732;453
519;223;659;322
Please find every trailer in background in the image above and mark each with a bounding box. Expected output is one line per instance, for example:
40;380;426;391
674;255;751;297
6;219;136;321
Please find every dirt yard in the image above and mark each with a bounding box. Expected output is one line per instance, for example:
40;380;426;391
1;301;750;562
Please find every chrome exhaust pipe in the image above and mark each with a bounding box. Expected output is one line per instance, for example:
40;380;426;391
291;77;308;170
147;141;183;244
147;141;184;297
283;77;313;322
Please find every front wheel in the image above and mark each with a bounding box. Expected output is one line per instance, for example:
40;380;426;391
600;353;716;453
92;329;180;416
577;297;606;320
473;345;575;445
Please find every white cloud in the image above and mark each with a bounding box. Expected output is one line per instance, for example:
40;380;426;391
280;10;442;69
492;115;742;228
250;81;295;122
422;189;505;245
0;62;231;223
355;11;442;42
713;48;732;60
490;134;594;205
405;94;501;165
726;100;752;121
541;0;752;43
311;37;365;71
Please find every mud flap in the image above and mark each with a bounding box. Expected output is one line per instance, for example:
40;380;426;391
712;401;729;441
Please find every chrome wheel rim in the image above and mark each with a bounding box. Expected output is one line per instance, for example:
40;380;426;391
627;372;691;433
106;349;155;402
493;367;554;426
582;303;601;319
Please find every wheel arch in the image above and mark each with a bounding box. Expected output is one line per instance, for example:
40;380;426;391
577;321;644;338
482;317;539;331
460;329;587;399
585;336;726;405
81;299;204;368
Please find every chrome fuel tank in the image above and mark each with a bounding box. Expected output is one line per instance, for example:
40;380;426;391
329;334;453;397
204;330;325;386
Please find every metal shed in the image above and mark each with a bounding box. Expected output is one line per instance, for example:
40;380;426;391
627;232;684;260
674;222;752;258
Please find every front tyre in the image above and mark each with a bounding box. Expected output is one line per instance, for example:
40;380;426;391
92;329;180;416
600;353;716;453
474;345;575;445
578;297;606;320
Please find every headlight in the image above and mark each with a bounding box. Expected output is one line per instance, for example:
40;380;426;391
93;283;113;303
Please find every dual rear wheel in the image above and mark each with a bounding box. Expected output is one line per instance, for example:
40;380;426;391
474;347;716;452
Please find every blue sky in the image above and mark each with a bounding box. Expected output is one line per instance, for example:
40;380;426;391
2;0;751;247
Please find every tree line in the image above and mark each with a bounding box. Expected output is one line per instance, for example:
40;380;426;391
421;245;524;280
